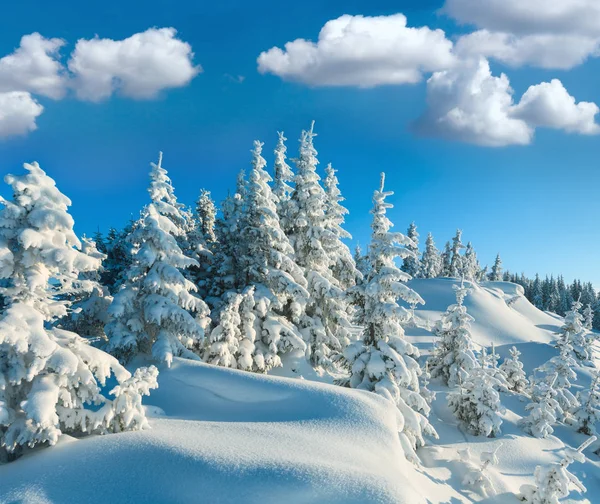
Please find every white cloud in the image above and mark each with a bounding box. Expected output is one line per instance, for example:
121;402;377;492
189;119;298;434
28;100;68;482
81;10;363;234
445;0;600;69
414;58;532;147
415;58;599;146
0;92;43;138
513;79;600;134
257;14;455;87
443;0;600;36
68;27;201;101
0;33;66;99
455;30;600;70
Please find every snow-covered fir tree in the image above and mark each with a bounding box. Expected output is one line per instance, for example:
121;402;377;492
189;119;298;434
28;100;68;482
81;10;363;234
420;232;441;278
532;340;579;421
105;153;210;367
102;223;136;293
499;346;529;393
520;437;595;504
583;303;594;331
323;162;361;290
272;131;294;233
448;367;505;437
0;162;158;458
573;371;600;436
339;173;435;461
561;299;593;364
401;222;420;278
441;241;452;277
462;242;480;282
196;189;217;245
428;282;479;386
236;141;308;372
449;229;465;278
287;125;357;371
460;445;502;497
521;374;562;438
61;236;113;341
489;254;503;281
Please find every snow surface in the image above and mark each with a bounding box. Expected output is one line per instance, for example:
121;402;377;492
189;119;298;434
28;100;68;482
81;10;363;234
1;279;599;503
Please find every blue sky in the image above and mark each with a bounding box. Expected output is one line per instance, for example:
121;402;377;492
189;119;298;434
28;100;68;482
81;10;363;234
0;0;599;286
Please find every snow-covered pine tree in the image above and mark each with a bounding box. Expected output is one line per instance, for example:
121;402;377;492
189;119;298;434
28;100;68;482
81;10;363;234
584;303;594;331
105;153;210;367
61;236;113;341
102;223;135;293
489;254;503;281
448;367;505;437
461;445;502;497
449;229;465;278
237;141;308;372
428;282;479;386
499;346;529;393
0;162;158;458
420;232;441;278
462;242;480;282
521;374;562;438
573;371;600;436
441;241;452;277
272;131;295;234
196;189;217;245
339;173;435;462
203;290;243;368
401;222;420;278
519;437;595;504
532;340;579;421
287;125;358;371
561;299;593;364
323;162;361;291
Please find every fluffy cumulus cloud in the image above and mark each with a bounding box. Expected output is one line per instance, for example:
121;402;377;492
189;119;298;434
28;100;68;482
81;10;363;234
0;27;200;137
414;59;532;147
0;33;67;99
444;0;600;69
513;80;600;135
0;92;44;137
415;58;600;146
68;28;201;101
257;14;455;87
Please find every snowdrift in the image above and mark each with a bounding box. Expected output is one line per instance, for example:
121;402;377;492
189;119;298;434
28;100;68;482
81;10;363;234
1;279;599;504
407;278;562;348
0;359;447;504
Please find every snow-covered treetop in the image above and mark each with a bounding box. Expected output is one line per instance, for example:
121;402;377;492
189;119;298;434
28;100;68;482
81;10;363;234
366;173;424;308
324;163;351;241
273;131;294;205
148;152;185;225
0;162;100;318
196;189;217;244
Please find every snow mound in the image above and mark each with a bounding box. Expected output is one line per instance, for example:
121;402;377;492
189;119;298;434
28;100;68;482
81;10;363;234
0;359;452;504
408;278;561;348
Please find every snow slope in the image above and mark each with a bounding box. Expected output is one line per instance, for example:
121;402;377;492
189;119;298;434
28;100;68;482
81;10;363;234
1;279;599;504
0;358;462;504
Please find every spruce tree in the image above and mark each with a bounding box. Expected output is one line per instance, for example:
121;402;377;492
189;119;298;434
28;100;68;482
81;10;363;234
489;254;503;281
428;282;479;386
323;162;361;290
272;131;294;234
441;241;452;277
499;346;529;393
339;173;435;461
105;153;210;366
237;141;308;372
561;299;593;364
0;162;157;458
449;229;465;278
196;189;217;244
573;372;600;436
401;222;420;278
420;232;441;278
287;125;358;371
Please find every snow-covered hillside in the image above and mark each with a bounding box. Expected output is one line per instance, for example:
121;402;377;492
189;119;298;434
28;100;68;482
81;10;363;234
1;279;599;503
